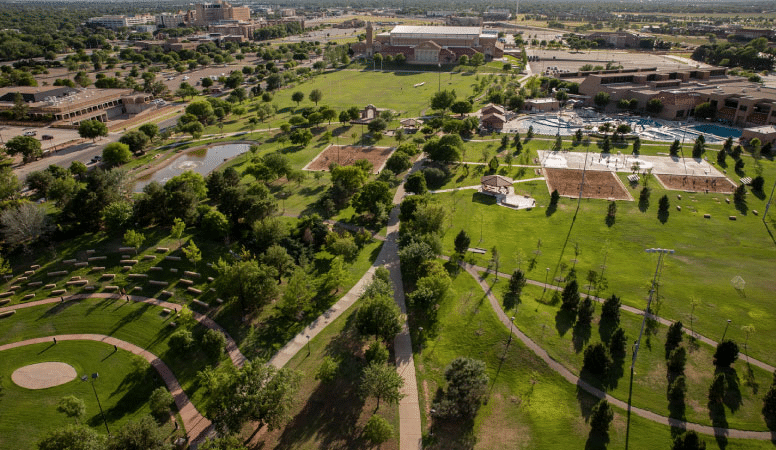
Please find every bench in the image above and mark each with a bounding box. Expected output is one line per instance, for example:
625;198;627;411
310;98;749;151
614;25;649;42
164;256;182;261
103;286;119;291
74;262;88;267
156;247;169;253
191;298;208;307
48;271;68;277
120;260;138;265
127;273;148;279
101;274;116;280
51;289;67;295
87;256;107;262
183;271;201;278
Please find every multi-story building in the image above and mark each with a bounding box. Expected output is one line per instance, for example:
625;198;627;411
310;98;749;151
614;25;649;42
0;86;152;125
194;1;251;27
483;9;512;21
87;14;155;30
576;67;776;126
156;12;188;28
353;23;503;64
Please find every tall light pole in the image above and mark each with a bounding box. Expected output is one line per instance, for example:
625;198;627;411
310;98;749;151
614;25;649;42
543;267;549;292
306;334;311;355
418;327;424;355
625;248;674;450
82;373;110;435
721;319;732;341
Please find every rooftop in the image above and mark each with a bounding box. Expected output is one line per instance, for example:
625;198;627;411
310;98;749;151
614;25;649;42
389;25;482;36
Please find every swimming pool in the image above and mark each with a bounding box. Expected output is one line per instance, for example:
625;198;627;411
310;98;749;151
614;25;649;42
688;124;741;139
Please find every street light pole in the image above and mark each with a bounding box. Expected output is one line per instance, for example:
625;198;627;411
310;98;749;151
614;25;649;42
82;373;110;435
625;248;674;450
418;327;423;355
306;334;311;356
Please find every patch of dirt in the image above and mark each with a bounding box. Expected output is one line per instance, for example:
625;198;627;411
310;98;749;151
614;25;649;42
543;168;632;201
305;145;395;173
654;174;736;194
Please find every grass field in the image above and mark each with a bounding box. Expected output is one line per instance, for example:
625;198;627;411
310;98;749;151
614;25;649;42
489;280;773;431
431;151;776;367
0;341;173;450
412;262;772;450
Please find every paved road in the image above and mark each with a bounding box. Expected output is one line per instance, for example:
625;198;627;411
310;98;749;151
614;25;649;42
0;334;211;444
462;262;776;440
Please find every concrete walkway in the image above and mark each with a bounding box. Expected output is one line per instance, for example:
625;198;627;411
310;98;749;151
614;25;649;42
268;157;424;450
462;263;776;440
428;177;546;194
0;334;211;444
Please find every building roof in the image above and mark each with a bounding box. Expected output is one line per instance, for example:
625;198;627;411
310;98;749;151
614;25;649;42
481;175;513;187
481;113;506;122
390;25;481;37
0;86;78;103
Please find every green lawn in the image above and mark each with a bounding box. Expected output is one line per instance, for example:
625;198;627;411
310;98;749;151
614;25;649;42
490;280;772;431
0;341;176;450
0;297;218;411
412;262;772;449
431;152;776;367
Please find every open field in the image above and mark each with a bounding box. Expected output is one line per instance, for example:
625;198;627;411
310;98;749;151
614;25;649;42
544;168;633;200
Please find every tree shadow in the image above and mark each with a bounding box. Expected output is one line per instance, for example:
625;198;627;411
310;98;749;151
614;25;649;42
605;214;615;227
555;309;575;337
658;209;669;224
719;368;743;413
575;383;600;421
572;321;591;353
734;198;748;215
708;401;729;450
585;430;610;450
606;355;624;391
638;193;649;213
424;416;476;450
597;317;617;343
742;363;759;395
545;201;557;217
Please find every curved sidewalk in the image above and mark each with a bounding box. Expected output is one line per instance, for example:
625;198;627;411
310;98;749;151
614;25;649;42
463;263;776;440
0;293;246;368
0;334;211;443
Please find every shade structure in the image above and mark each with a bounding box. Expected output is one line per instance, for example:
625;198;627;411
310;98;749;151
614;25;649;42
480;175;513;187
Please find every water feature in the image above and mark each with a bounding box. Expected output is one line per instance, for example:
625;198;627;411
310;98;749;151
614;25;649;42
134;143;251;192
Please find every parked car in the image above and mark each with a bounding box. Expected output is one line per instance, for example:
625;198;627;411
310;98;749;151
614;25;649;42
23;130;36;136
41;135;53;140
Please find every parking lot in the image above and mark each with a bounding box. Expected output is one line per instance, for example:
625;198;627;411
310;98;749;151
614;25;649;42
0;125;82;152
526;49;704;75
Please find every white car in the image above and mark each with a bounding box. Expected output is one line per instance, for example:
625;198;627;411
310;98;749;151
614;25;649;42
182;76;189;80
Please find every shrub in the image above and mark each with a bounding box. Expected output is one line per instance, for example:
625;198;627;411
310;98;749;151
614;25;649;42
362;414;393;444
149;387;174;418
601;294;621;323
202;329;227;361
315;356;339;383
168;329;194;354
365;341;390;365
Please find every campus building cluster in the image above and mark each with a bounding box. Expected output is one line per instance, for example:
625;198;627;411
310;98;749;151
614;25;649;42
571;67;776;129
352;23;504;64
87;1;305;43
0;86;153;125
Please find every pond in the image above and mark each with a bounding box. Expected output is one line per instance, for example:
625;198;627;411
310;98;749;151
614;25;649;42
134;143;251;192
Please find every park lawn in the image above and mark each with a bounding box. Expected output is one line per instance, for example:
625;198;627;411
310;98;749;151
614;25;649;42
253;277;400;450
412;261;771;450
431;159;776;367
0;297;221;411
0;341;179;450
489;280;772;431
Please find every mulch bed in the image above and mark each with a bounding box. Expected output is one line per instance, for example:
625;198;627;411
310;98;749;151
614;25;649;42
544;168;632;201
305;145;395;174
654;174;736;194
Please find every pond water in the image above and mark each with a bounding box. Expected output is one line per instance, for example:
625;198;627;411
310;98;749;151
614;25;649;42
134;143;250;192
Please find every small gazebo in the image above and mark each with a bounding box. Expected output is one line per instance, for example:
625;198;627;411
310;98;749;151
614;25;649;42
480;175;513;195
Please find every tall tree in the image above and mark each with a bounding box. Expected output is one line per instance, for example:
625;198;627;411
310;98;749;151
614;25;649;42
308;89;323;106
106;416;169;450
199;361;301;434
433;357;489;419
78;119;108;142
360;362;405;409
4;135;42;163
0;202;51;248
123;229;145;255
214;258;279;312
